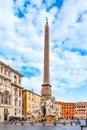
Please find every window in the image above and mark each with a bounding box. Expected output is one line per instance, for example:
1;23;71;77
15;109;17;115
8;71;10;77
19;101;21;107
14;88;17;95
19;109;21;114
4;91;10;104
4;69;6;75
1;94;4;103
14;75;17;84
14;98;17;106
19;78;21;85
1;67;3;73
8;96;11;105
19;90;21;97
0;94;1;103
0;94;3;104
4;79;7;86
0;76;3;84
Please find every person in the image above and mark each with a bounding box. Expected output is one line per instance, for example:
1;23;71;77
14;120;17;125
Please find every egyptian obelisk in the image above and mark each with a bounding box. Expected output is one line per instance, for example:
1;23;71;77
41;17;52;100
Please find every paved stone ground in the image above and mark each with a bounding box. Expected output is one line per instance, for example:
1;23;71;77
0;123;81;130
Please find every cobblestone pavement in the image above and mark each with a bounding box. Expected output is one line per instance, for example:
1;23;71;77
0;123;81;130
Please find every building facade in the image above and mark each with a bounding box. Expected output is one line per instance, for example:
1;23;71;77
62;102;74;119
74;102;87;119
0;61;23;121
22;89;41;119
53;101;87;119
56;102;75;119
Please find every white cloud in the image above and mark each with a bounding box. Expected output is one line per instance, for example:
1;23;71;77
30;0;42;7
22;76;42;95
45;0;56;8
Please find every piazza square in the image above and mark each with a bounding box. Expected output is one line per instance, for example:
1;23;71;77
0;0;87;130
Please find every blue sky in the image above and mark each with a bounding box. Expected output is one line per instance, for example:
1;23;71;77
0;0;87;102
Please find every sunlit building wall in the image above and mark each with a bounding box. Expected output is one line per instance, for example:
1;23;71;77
74;102;87;119
0;61;23;121
56;102;75;119
22;89;41;119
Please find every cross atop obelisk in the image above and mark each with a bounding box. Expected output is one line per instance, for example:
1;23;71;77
41;17;52;100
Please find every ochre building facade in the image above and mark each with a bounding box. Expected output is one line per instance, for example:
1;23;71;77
22;89;41;119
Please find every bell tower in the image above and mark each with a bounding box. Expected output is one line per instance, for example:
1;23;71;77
41;17;52;100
